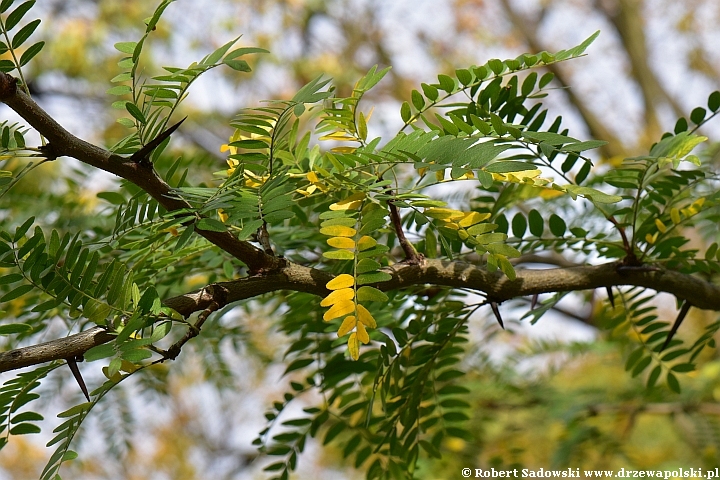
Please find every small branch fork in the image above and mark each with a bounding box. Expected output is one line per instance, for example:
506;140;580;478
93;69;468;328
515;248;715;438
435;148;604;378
387;197;423;265
1;72;718;374
159;285;228;361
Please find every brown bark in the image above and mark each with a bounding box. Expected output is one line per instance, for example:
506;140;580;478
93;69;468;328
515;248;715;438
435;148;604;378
2;72;720;374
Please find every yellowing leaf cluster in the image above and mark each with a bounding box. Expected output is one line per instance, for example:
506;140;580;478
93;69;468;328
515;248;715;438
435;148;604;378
319;193;392;360
298;171;329;196
323;275;380;360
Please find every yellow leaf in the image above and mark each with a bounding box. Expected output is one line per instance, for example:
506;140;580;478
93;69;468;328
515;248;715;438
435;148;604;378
539;189;565;200
319;133;358;141
320;225;357;237
226;158;239;175
308;171;320;183
645;232;658;244
356;304;377;328
356;321;370;344
331;146;358;154
320;288;355;307
330;192;365;211
356;236;377;251
327;237;356;249
458;229;469;240
337;315;357;337
218;209;229;223
458;212;491;227
418;167;428;176
435;170;445;181
323;299;355;321
654;218;667;233
347;332;360;360
424;208;465;220
326;274;355;290
670;208;681;224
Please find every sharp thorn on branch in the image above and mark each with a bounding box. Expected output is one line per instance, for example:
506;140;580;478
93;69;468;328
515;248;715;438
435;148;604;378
661;301;691;351
66;355;90;402
490;301;504;329
129;116;187;164
606;286;615;308
531;294;539;310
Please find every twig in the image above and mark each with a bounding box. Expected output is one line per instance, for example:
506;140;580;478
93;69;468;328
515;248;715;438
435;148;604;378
160;284;229;361
388;198;423;265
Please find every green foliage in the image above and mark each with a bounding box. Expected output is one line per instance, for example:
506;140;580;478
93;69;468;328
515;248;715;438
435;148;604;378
2;2;720;478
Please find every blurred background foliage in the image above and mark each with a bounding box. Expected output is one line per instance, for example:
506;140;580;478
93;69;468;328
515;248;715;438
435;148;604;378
1;0;720;478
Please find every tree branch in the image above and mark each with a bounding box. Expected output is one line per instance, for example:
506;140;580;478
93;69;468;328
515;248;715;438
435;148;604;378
0;73;277;274
3;259;719;373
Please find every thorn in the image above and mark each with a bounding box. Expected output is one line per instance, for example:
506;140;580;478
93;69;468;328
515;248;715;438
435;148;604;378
661;301;691;351
530;294;538;310
490;301;504;329
606;286;615;308
67;356;90;402
129;116;187;164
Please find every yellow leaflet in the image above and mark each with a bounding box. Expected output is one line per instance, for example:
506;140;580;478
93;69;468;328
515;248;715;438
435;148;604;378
338;315;357;337
326;274;355;290
331;146;358;154
509;169;541;181
320;225;357;237
452;170;474;180
323;299;355;321
424;208;465;220
357;235;377;251
319;133;358;141
307;171;328;193
458;229;469;240
646;232;657;244
320;288;355;307
435;170;445;181
218;209;229;223
356;304;377;328
670;208;681;224
418;167;428;176
330;192;365;211
654;218;667;233
297;185;317;196
348;332;360;360
226;158;239;175
356;321;370;344
327;237;356;249
458;212;491;227
539;189;565;200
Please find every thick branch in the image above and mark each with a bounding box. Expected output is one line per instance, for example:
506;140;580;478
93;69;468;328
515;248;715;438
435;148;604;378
0;327;114;373
3;260;719;373
0;73;276;273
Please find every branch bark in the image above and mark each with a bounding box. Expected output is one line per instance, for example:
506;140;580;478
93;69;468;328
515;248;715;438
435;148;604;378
2;72;719;376
3;259;720;373
0;73;277;274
